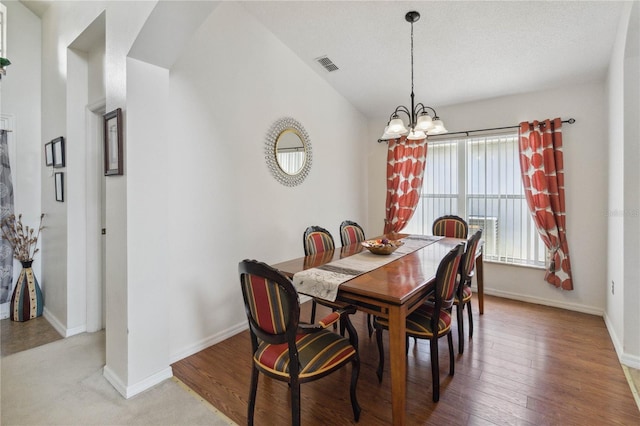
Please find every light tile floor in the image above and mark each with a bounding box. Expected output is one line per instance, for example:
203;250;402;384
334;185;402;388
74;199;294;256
0;316;62;357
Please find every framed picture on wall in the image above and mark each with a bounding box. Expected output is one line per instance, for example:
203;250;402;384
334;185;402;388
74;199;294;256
55;172;64;202
52;137;65;168
104;108;123;176
44;141;54;166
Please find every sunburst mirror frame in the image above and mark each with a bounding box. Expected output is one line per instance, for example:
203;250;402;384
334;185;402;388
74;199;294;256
264;117;312;187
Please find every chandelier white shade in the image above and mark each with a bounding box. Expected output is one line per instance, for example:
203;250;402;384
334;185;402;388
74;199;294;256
380;11;447;141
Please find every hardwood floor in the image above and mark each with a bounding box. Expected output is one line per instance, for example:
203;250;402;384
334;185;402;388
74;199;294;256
173;295;639;425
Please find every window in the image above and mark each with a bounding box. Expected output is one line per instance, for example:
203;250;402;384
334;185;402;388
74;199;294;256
404;132;546;267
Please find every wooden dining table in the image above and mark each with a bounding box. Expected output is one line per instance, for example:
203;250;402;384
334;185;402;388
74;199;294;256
271;234;485;426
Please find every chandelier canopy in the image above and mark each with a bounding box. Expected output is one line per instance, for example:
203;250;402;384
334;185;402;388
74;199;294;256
380;11;447;141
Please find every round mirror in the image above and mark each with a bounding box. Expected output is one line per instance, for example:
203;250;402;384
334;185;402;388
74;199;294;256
265;117;312;186
275;129;306;175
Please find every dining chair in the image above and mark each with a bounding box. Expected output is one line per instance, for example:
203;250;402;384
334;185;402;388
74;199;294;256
455;228;483;354
239;259;361;426
373;243;464;402
303;226;335;324
339;220;366;246
339;220;374;337
432;215;469;239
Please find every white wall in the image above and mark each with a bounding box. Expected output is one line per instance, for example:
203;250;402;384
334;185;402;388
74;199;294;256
623;52;639;365
162;1;369;361
607;1;640;368
368;81;609;314
126;57;171;389
0;0;42;318
606;0;629;361
35;0;156;395
32;0;369;397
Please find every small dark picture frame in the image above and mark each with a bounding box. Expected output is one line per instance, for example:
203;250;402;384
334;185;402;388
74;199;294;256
52;137;65;168
44;142;54;166
55;172;64;202
104;108;123;176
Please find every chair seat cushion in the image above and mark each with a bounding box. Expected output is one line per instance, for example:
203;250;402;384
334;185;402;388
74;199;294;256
455;286;472;303
375;305;451;338
254;329;355;379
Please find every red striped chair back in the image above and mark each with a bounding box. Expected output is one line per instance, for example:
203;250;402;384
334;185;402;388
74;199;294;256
241;274;291;335
432;215;468;239
461;229;483;281
303;226;335;255
436;243;465;310
239;260;298;342
339;220;365;246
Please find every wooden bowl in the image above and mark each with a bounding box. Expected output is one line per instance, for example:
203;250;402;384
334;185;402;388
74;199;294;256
361;239;404;255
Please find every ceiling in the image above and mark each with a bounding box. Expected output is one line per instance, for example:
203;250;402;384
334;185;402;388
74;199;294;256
240;0;626;119
20;1;627;120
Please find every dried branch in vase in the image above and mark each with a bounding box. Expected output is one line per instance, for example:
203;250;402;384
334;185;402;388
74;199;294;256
0;214;45;262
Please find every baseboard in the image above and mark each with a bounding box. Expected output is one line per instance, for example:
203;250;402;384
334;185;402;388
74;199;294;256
479;287;604;316
43;307;86;337
103;365;128;397
104;364;174;399
603;311;624;359
125;367;174;399
43;307;66;336
621;351;640;369
170;321;248;364
603;311;640;369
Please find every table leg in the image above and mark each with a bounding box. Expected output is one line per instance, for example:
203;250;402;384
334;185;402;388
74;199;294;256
476;251;484;315
388;305;407;426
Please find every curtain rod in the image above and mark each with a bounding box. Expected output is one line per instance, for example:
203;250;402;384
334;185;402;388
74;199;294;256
377;118;575;143
426;118;576;139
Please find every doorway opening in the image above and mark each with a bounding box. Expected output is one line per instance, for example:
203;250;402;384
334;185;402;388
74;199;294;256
86;100;106;332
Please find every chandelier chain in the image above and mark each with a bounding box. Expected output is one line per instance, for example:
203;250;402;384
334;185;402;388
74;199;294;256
410;18;414;96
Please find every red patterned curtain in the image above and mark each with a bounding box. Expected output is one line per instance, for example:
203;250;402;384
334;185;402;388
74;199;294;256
518;118;573;290
384;136;427;234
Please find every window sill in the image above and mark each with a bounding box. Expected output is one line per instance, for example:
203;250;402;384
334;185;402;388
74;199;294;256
483;258;547;271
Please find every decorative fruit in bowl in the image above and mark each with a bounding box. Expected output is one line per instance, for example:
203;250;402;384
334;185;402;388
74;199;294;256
361;238;404;255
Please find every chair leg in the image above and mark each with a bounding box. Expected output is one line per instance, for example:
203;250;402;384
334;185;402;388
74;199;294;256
310;300;317;323
457;302;465;354
342;313;359;352
430;336;440;402
248;365;259;426
367;313;373;338
290;377;301;426
467;299;474;339
447;332;455;376
350;355;362;421
375;327;384;383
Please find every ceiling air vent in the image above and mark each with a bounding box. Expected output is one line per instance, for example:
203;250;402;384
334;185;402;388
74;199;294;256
315;56;339;72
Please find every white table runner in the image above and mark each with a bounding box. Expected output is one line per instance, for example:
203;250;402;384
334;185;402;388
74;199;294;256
292;235;442;301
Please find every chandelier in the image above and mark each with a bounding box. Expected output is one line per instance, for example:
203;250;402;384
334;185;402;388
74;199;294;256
380;11;447;141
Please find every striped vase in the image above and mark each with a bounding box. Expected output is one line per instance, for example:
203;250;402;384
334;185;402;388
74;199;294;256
10;260;44;322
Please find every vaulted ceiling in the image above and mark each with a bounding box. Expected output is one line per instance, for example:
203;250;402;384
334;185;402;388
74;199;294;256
21;1;627;120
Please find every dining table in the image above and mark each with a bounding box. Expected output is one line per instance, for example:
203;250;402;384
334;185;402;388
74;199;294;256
271;233;485;426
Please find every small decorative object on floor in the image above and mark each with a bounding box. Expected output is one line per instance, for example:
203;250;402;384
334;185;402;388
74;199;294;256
1;214;45;322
